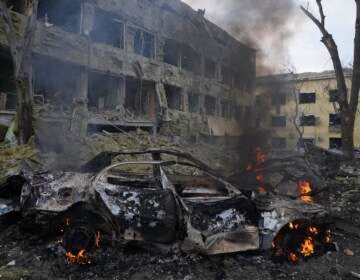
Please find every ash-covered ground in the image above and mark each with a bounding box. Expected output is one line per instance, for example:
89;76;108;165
0;220;359;280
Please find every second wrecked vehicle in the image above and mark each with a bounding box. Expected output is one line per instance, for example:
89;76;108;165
0;149;334;262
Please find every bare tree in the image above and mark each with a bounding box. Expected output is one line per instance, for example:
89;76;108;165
301;0;360;160
0;0;38;144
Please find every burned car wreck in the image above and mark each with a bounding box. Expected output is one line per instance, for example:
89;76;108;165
0;149;334;263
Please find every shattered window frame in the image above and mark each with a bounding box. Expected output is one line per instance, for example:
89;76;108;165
91;8;125;49
205;95;217;116
300;115;316;127
329;89;339;102
220;99;231;119
329;113;341;127
180;45;201;75
88;70;122;111
188;93;200;113
163;39;181;67
329;137;342;149
127;24;156;59
165;85;183;111
298;138;315;148
299;92;316;104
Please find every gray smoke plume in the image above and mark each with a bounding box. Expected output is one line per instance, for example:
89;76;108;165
184;0;300;74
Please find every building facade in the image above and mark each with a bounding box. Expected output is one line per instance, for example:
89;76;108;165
0;0;256;138
256;70;360;151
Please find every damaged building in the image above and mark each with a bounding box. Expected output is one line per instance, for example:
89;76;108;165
255;70;360;151
0;0;256;140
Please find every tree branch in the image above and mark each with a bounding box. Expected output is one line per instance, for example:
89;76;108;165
316;0;325;26
300;5;326;35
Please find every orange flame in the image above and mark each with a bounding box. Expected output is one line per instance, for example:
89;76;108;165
300;237;315;257
298;180;313;202
65;249;91;265
309;226;319;235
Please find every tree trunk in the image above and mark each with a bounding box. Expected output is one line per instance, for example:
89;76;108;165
341;110;355;159
15;59;33;145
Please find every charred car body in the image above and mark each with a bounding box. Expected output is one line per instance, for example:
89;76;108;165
0;149;333;262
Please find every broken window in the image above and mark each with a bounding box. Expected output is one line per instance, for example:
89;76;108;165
221;100;231;119
298;138;315;148
300;115;316;126
204;58;217;79
272;93;286;105
127;26;155;59
329;89;339;102
125;78;157;119
329;113;341;126
165;85;183;111
164;39;180;67
34;56;80;111
272;137;287;149
37;0;81;33
329;138;342;149
222;66;234;87
299;92;316;104
0;52;16;111
205;95;216;116
91;9;124;48
188;93;200;113
181;45;201;74
88;72;122;111
163;40;201;74
271;116;286;127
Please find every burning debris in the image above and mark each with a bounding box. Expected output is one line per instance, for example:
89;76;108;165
272;219;334;263
230;147;323;203
298;180;314;202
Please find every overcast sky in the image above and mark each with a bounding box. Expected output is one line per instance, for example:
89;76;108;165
182;0;356;74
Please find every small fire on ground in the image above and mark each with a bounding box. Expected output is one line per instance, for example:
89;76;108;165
272;219;333;263
65;250;91;265
60;218;101;265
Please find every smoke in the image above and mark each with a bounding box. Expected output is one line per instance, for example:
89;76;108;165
184;0;301;74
